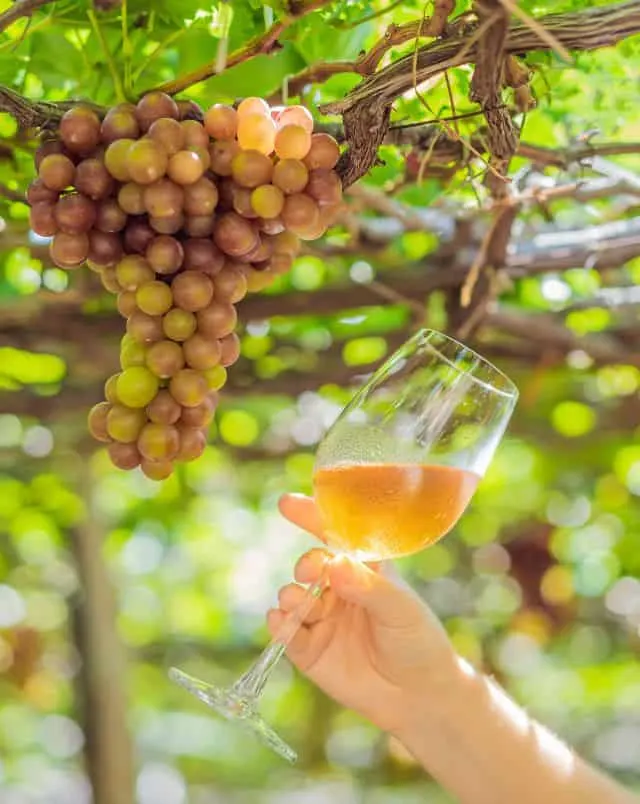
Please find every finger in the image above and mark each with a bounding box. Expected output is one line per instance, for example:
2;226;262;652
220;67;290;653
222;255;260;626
266;609;312;662
294;548;331;584
277;583;337;624
279;494;326;541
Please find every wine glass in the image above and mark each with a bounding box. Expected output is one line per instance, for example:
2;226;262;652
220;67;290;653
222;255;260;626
169;328;518;763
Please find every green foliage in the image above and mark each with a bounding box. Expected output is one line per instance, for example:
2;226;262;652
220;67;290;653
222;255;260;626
1;0;640;801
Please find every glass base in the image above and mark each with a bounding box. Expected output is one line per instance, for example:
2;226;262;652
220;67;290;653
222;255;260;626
168;667;298;763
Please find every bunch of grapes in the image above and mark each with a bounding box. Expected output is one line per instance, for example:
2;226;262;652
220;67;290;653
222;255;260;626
28;92;342;479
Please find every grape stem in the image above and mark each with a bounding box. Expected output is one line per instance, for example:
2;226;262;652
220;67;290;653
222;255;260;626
87;9;127;104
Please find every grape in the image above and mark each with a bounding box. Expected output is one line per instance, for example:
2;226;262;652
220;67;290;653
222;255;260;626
107;404;147;442
231;150;273;188
149;213;185;235
306;168;342;205
237;236;272;265
39;154;75;191
274;125;311;160
138;423;180;461
75;159;114;200
163;307;197;341
304;133;340;170
136;280;173;316
127;311;164;344
50;232;89;268
281;193;320;234
219;332;241;367
237;97;270;117
175;425;207;461
126;139;168;184
120;338;147;368
181;120;209;150
216;178;234;211
245;267;277;291
231;186;258;219
108;442;141;470
183;334;222;370
180;392;217;427
147;390;181;425
30;203;58;237
272;159;308;194
100;266;122;292
204;104;238;139
183;239;224;275
177;99;204;122
183;177;219;216
118;183;146;215
104;138;135;181
104;373;120;403
89;231;123;266
117;291;137;318
136;92;179;131
121;221;152;255
276;105;314;133
170;368;208;407
101;103;140;143
146;340;185;378
209;139;240;176
204;364;227;390
196;301;237;338
88;402;112;442
213;212;258;257
141;459;174;480
266;253;293;275
271;229;301;256
95;199;127;232
167;150;204;185
145;235;184;275
148;117;184;155
27;179;58;205
251;184;284;218
143;179;183;217
258;216;285;235
171;271;214;312
188;144;211;172
184;215;214;237
54;193;97;234
59;106;101;154
237;113;276;155
116;255;154;290
35;139;66;170
116;366;159;407
214;264;248;303
297;216;328;241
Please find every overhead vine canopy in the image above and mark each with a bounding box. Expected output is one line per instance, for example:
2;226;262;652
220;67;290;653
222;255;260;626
1;0;640;802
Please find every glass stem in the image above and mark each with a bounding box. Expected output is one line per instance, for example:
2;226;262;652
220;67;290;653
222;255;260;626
231;566;329;701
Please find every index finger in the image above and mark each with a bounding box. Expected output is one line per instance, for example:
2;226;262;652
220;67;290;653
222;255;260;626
278;493;326;542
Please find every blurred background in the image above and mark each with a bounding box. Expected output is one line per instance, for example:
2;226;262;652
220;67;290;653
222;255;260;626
1;0;640;802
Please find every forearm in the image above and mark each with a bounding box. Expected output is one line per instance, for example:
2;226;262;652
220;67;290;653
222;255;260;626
394;657;637;804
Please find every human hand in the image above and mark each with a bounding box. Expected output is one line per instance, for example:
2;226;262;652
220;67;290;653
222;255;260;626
267;493;458;734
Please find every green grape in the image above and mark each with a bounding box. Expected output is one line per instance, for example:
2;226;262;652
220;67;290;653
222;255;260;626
106;404;147;442
116;366;160;408
116;255;154;291
104;373;120;403
162;308;197;342
231;150;273;188
120;338;147;368
104;138;135;182
272;159;308;194
251;184;284;219
126;139;169;184
203;364;227;390
136;280;174;316
167;150;205;185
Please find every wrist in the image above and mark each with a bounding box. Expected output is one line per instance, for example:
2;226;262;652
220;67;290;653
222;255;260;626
393;654;479;748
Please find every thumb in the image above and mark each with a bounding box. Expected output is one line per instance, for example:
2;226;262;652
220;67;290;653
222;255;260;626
328;556;417;627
